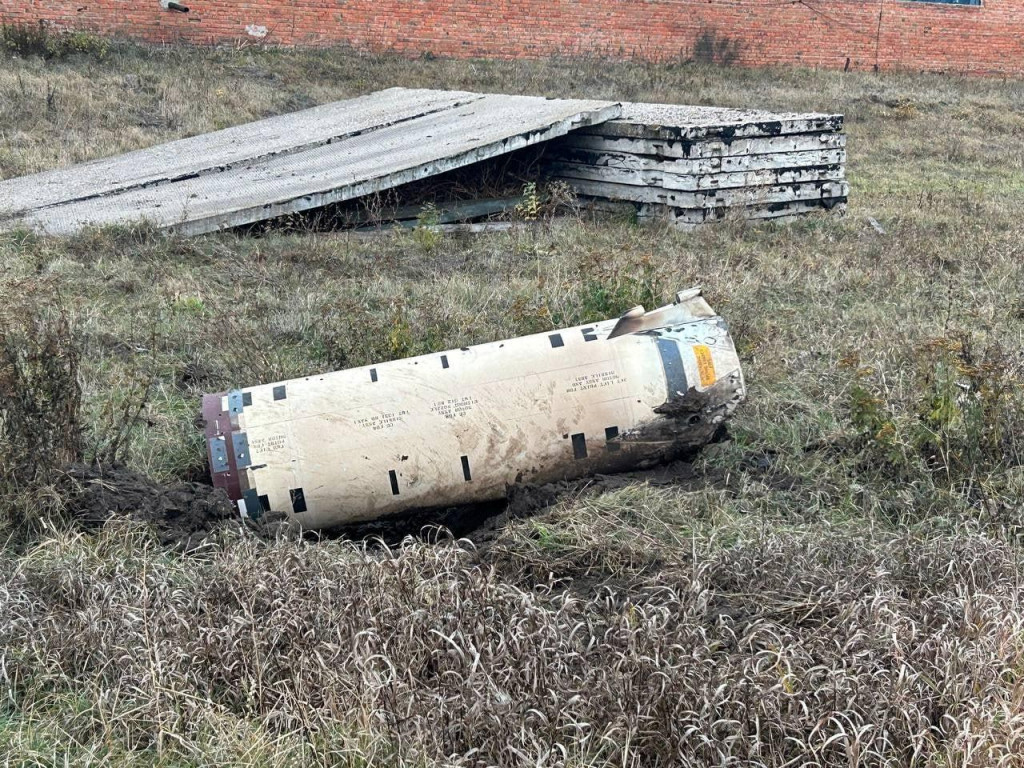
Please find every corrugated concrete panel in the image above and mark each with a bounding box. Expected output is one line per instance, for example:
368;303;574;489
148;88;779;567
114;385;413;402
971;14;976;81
564;178;850;208
548;162;845;192
547;147;847;175
0;89;619;236
583;103;843;141
562;132;847;159
637;198;849;228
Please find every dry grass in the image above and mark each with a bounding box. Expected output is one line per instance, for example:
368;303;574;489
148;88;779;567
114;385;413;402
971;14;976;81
3;515;1024;766
0;36;1023;766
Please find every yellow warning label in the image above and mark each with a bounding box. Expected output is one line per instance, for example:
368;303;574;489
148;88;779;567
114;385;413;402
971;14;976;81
693;345;716;388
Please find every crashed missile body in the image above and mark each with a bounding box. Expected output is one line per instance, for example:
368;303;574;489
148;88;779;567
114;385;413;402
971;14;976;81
203;288;745;529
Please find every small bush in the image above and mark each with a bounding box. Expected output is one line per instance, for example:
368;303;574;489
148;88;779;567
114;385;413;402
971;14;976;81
846;332;1024;497
514;181;541;221
411;202;442;254
513;180;578;222
1;23;109;61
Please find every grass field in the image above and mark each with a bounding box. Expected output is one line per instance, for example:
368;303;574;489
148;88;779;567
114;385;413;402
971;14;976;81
1;33;1024;767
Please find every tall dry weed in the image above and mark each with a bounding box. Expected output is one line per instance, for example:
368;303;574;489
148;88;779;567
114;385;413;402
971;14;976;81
0;284;82;536
2;519;1023;766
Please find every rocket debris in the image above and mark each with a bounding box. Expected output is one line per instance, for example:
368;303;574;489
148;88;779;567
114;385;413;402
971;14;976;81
202;288;745;529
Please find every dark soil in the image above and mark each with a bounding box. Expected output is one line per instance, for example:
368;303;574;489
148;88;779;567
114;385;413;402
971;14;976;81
56;450;737;551
324;457;715;547
60;464;238;551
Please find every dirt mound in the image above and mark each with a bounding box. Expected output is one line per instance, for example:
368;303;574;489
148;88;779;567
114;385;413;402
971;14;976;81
325;458;710;547
54;454;721;551
61;464;240;550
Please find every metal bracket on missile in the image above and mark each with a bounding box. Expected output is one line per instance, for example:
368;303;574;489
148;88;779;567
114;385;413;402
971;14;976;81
232;432;252;469
227;389;245;415
209;436;230;474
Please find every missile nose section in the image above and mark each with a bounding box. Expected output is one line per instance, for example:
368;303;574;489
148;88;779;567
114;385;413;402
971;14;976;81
202;287;745;529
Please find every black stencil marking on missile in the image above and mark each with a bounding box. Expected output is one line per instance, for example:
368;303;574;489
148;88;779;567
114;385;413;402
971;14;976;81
605;425;621;452
289;488;307;513
571;433;588;460
441;355;449;369
258;494;270;511
242;392;252;407
243;489;263;518
370;368;378;382
389;470;400;495
582;327;598;342
461;455;472;481
656;337;688;396
549;333;564;348
273;385;287;401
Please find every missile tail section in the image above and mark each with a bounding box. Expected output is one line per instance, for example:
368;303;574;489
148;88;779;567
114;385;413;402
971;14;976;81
202;288;745;529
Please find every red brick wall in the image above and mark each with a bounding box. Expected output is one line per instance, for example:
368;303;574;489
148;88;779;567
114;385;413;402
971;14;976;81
1;0;1021;76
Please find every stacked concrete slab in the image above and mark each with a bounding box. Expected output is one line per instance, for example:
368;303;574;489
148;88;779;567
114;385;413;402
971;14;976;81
0;89;848;237
545;102;847;228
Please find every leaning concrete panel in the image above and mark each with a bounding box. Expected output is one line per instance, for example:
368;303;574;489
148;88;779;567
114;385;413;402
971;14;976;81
2;91;619;236
202;289;744;529
0;88;482;224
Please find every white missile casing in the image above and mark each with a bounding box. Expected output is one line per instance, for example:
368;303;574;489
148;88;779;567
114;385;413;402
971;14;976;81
202;288;745;529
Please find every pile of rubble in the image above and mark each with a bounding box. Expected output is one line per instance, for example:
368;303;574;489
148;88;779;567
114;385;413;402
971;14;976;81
545;102;847;228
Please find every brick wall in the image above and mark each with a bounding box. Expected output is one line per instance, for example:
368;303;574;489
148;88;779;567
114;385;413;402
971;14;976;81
1;0;1021;76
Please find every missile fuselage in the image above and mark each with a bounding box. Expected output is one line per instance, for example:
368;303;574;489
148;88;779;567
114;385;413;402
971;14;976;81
203;289;745;529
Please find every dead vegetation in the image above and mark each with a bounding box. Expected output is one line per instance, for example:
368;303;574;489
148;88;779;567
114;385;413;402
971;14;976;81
0;37;1023;767
0;285;82;535
3;512;1024;766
